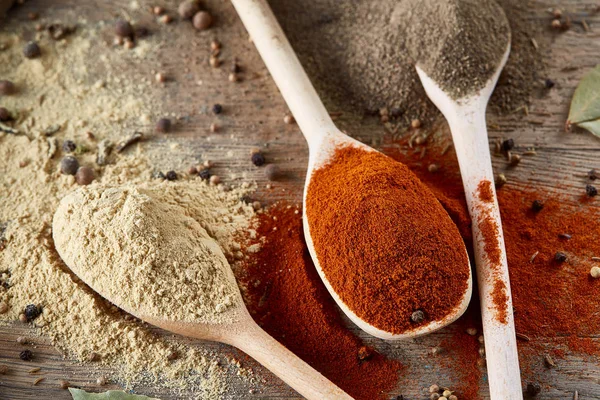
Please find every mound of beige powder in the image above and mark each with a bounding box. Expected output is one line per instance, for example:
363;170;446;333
53;184;244;325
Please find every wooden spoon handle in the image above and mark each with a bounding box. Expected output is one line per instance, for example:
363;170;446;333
446;109;523;400
230;0;336;149
226;320;353;400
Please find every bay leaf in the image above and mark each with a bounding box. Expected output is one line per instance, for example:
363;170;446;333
69;388;160;400
567;65;600;137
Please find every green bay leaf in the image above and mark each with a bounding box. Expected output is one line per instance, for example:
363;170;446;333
68;388;161;400
577;119;600;137
568;65;600;127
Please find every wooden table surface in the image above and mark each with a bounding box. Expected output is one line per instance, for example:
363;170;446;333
1;0;600;399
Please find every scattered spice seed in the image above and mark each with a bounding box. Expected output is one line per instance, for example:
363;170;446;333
179;0;200;19
495;173;507;187
96;139;112;166
442;390;452;397
210;40;221;51
24;304;41;321
228;73;238;83
410;119;421;129
588;169;598;180
193;11;213;31
23;41;41;59
60;380;70;390
251;152;266;166
165;170;178;181
430;394;440;400
590;266;600;279
0;80;16;95
87;352;100;362
465;328;477;336
124;39;136;49
544;353;556;368
283;114;295;124
0;107;10;121
153;6;164;15
558;233;572;240
155;72;167;83
187;166;198;175
115;132;143;153
509;153;521;166
96;376;107;386
155;118;172;133
586;184;598;197
526;382;541;396
530;251;539;262
357;346;373;361
429;384;440;393
212;104;222;114
427;163;439;173
544;79;555;89
551;19;562;29
33;377;45;386
0;364;8;374
531;200;544;212
115;19;134;38
19;350;34;361
501;138;515;152
410;309;425;323
17;336;28;344
62;140;77;153
516;332;531;341
554;252;567;263
209;175;221;185
75;167;95;186
264;164;281;181
60;156;79;175
449;396;458;400
198;168;211;180
28;367;41;374
167;350;179;361
0;301;8;314
19;313;28;322
209;123;218;132
159;14;172;24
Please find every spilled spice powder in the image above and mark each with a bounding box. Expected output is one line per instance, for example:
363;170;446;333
238;205;403;400
477;180;494;203
305;146;470;334
490;280;509;324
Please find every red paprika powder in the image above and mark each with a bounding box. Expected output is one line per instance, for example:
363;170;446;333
305;146;470;334
238;205;403;400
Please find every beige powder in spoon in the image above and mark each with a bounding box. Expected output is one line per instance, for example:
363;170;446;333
53;185;242;324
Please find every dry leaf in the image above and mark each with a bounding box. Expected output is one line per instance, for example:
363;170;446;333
567;65;600;137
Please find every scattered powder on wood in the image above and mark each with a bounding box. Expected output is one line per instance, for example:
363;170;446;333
0;21;258;395
53;183;247;324
477;180;494;203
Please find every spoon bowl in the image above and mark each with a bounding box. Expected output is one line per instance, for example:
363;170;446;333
230;0;472;340
52;187;352;400
416;39;523;399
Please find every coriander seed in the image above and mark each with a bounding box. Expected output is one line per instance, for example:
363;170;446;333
0;364;8;374
551;19;561;29
283;114;295;124
509;153;521;166
590;266;600;279
264;164;281;181
153;6;164;15
449;396;458;400
0;301;8;314
209;175;221;185
210;40;221;51
443;390;452;397
429;384;440;393
155;72;166;83
187;166;198;175
209;123;218;132
430;394;440;400
228;73;238;82
410;119;421;129
19;313;27;322
428;163;439;173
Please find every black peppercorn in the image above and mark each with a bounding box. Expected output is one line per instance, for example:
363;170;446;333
525;382;541;396
544;79;555;89
19;350;33;361
586;184;598;197
165;170;178;181
198;168;211;180
554;252;567;263
588;169;598;180
501;138;515;152
23;41;41;59
24;304;41;321
60;156;79;175
410;309;425;323
251;152;265;166
531;200;544;212
62;140;77;153
212;104;222;114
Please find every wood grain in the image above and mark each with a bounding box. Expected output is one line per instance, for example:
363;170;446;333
1;0;600;399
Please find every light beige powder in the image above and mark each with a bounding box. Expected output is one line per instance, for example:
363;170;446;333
53;184;242;324
0;19;259;396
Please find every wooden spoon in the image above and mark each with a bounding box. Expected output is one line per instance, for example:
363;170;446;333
416;40;523;398
230;0;472;340
52;193;352;400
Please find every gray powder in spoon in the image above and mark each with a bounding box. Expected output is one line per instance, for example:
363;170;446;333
53;185;242;325
398;0;511;99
